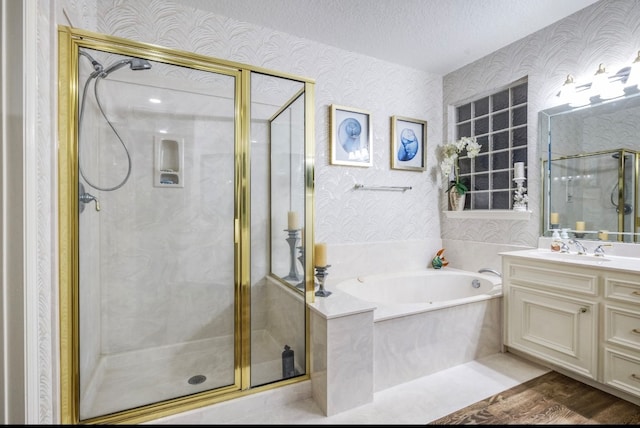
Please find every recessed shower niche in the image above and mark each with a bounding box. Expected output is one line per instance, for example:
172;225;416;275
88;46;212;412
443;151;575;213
58;27;315;424
154;135;184;187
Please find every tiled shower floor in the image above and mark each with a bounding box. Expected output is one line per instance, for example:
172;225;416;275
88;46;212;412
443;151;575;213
81;329;284;420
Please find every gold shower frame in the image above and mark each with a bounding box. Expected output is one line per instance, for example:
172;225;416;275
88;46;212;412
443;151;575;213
58;26;316;424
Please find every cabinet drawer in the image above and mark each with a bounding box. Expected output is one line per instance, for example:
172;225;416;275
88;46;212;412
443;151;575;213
605;272;640;304
505;260;598;296
605;305;640;352
508;285;598;379
603;347;640;398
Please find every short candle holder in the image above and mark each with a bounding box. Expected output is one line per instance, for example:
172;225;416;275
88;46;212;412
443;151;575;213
314;264;332;297
283;229;301;282
574;231;585;239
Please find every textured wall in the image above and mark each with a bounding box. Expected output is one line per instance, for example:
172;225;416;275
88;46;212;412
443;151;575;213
442;0;640;251
96;0;444;251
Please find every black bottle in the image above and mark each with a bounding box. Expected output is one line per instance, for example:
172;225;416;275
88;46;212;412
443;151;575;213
282;345;295;378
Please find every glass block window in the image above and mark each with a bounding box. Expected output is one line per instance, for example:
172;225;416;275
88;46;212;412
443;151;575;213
454;79;528;210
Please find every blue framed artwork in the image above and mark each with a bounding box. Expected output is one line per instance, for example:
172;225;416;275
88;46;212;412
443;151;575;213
330;104;372;167
391;115;427;171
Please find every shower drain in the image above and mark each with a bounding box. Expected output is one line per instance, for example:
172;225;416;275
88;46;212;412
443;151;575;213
188;374;207;385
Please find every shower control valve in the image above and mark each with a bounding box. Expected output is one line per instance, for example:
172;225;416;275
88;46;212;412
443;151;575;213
79;183;100;212
79;192;101;211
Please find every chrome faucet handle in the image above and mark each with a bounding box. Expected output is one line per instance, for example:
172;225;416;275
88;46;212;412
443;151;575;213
559;242;570;253
594;244;613;257
568;239;587;255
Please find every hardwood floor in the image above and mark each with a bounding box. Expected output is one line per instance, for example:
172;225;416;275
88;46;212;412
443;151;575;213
429;371;640;425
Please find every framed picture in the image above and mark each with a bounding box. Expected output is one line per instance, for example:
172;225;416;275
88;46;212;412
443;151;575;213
390;116;427;171
330;104;372;167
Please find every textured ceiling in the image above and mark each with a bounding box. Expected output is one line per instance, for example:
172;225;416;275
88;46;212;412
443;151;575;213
175;0;600;75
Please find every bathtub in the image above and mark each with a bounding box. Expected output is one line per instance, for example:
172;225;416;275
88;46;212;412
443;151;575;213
333;268;504;392
335;268;502;321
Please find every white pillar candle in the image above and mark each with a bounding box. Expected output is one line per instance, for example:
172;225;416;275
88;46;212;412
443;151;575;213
514;162;525;179
575;221;585;231
314;242;327;267
287;211;299;230
550;212;559;225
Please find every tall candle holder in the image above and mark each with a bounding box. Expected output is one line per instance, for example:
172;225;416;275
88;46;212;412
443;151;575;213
283;229;301;282
513;177;528;212
296;246;305;289
314;265;332;297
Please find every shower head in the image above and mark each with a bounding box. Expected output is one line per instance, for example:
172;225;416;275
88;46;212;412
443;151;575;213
101;58;152;77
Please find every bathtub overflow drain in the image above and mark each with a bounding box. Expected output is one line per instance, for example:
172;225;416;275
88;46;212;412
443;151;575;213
188;374;207;385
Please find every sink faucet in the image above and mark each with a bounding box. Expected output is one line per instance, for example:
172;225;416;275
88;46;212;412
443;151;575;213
594;243;613;257
569;239;588;255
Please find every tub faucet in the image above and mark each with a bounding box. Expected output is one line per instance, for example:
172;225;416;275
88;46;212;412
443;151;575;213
478;268;501;278
569;239;587;255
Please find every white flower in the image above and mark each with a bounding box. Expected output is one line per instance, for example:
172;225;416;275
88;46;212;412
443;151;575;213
441;137;481;173
440;156;455;177
464;138;482;158
440;136;482;195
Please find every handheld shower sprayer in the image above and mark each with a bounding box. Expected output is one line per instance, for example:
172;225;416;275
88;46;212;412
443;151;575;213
100;58;152;77
78;49;153;196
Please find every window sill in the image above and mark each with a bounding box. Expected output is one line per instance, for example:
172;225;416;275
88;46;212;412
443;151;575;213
443;210;531;220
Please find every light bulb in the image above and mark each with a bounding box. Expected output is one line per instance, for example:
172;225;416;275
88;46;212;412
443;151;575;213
626;51;640;88
558;74;575;104
591;63;624;100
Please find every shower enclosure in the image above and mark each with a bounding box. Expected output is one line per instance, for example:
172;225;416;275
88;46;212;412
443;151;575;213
58;27;315;424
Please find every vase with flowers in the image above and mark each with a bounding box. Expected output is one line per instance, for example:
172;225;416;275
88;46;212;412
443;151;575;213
440;136;482;211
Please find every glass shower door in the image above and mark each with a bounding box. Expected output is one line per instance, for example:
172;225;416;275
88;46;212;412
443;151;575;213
76;47;239;420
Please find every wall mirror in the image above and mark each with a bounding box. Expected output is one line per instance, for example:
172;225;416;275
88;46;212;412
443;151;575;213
540;91;640;243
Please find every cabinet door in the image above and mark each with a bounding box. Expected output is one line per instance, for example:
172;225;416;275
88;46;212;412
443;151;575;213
508;285;598;379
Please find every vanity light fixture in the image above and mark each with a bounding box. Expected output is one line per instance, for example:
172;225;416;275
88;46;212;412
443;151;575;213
558;51;640;105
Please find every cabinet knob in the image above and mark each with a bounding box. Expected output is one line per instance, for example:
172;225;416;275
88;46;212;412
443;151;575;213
579;307;588;313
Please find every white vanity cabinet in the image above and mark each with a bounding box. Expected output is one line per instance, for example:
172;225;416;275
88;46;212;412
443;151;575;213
602;270;640;397
502;252;640;402
503;257;599;379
